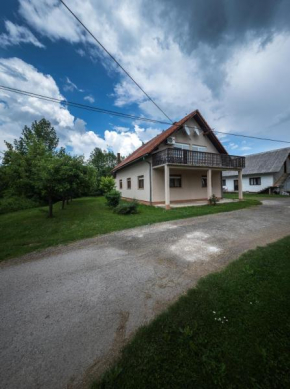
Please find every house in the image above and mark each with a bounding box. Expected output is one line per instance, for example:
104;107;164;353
112;110;245;208
222;147;290;194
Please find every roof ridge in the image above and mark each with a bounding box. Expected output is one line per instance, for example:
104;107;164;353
247;147;290;157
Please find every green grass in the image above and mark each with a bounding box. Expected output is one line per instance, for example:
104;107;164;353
93;236;290;389
224;192;289;200
0;197;260;262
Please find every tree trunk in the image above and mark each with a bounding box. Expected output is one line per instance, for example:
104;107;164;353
62;197;65;210
48;196;53;218
66;197;69;205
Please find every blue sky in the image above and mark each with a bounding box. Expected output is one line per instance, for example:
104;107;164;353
0;0;290;158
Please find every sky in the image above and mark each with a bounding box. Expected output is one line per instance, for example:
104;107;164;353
0;0;290;159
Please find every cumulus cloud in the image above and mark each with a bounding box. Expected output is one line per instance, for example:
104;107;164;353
2;0;290;157
0;20;44;48
0;57;160;158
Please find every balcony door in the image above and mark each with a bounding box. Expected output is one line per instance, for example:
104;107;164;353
175;143;190;164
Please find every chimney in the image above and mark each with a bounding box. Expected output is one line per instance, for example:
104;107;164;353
117;152;121;164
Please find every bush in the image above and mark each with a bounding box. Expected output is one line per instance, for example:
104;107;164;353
105;190;121;208
209;194;219;205
100;176;115;194
0;196;40;214
114;201;138;215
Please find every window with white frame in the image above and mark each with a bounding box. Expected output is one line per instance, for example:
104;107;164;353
119;179;122;189
174;143;190;150
127;178;131;189
192;145;207;152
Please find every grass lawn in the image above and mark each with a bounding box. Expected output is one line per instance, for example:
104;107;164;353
93;236;290;389
224;192;289;200
0;197;260;262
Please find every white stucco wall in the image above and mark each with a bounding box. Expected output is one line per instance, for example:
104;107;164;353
224;174;274;192
157;118;219;154
152;167;222;202
114;159;151;202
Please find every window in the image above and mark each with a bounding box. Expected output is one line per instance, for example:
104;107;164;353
192;145;207;152
119;179;122;189
249;177;261;186
127;178;131;189
170;175;182;188
175;142;190;150
138;175;144;189
201;175;207;188
222;179;226;186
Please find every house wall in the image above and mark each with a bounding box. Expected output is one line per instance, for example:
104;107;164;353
152;167;222;202
115;159;151;202
224;174;274;192
157;118;219;153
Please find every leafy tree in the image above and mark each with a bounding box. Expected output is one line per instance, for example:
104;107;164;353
100;176;115;194
89;147;117;177
13;118;59;154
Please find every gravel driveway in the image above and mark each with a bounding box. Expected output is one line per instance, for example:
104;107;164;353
1;199;290;389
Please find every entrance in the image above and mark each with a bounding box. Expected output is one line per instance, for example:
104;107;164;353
234;179;239;191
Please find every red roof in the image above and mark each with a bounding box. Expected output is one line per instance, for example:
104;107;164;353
113;110;227;172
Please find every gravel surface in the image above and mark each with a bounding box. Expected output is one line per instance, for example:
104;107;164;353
1;199;290;389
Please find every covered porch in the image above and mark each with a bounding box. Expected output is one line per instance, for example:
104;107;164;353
152;148;244;209
152;164;243;209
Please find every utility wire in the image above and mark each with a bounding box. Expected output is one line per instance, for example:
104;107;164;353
59;0;173;124
1;84;290;145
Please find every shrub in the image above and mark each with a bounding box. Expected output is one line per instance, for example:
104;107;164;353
105;190;121;208
0;196;40;214
209;194;219;206
100;176;115;194
114;201;138;215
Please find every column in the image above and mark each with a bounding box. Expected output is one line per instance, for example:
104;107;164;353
238;169;243;200
207;169;212;201
165;164;170;209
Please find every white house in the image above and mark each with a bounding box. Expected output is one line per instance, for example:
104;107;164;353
222;148;290;194
113;110;245;208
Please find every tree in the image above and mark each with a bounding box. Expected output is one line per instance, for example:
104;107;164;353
89;148;117;176
88;148;117;195
100;176;115;194
14;118;59;154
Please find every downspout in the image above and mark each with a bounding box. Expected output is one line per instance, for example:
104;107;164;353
144;156;152;205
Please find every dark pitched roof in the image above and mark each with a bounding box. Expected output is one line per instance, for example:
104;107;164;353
113;110;227;172
223;147;290;177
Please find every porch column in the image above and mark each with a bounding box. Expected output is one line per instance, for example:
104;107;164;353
164;164;170;209
238;169;243;200
207;169;212;201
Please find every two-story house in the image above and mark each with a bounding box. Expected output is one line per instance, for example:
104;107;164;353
112;110;245;208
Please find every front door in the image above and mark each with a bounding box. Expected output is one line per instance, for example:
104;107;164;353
234;179;239;191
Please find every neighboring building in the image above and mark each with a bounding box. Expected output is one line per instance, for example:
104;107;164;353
223;148;290;194
113;110;245;208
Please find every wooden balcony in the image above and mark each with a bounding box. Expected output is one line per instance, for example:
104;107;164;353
152;148;245;169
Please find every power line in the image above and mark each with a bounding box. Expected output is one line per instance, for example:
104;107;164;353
0;85;166;125
59;0;173;124
1;84;290;145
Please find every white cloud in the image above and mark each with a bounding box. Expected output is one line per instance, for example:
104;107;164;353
0;57;161;159
84;94;95;103
240;146;252;151
0;20;44;48
63;77;83;92
2;0;290;157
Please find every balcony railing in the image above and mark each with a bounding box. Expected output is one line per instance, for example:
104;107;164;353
152;148;245;169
